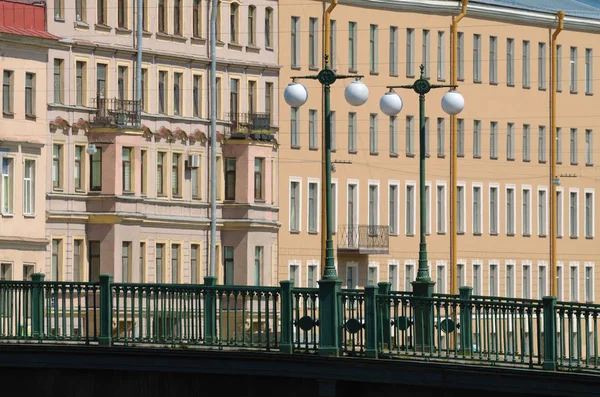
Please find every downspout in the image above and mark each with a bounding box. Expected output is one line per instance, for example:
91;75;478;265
550;11;565;297
136;0;142;127
321;0;338;276
210;0;218;278
450;0;468;295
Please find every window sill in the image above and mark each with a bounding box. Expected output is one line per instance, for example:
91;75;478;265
489;232;498;236
437;78;446;82
216;40;225;47
116;27;132;35
25;114;37;121
489;81;498;86
122;191;135;196
586;163;594;167
523;234;531;237
437;154;445;159
53;188;64;192
570;90;578;95
290;230;301;235
507;233;515;237
246;44;260;53
74;189;87;194
390;73;398;78
291;66;302;71
94;23;112;32
473;232;482;236
309;66;320;71
507;83;515;87
490;156;498;160
24;214;36;218
1;213;14;218
3;111;14;117
74;21;89;29
406;233;415;237
348;150;358;155
473;155;481;159
370;71;379;76
437;232;446;235
54;17;65;23
406;153;415;158
142;30;152;38
370;152;379;156
309;147;318;151
228;42;243;51
172;195;183;199
586;92;593;96
539;234;547;238
191;36;206;45
457;77;464;82
389;152;399;158
539;160;547;164
265;46;274;52
586;236;594;239
571;162;578;166
291;145;301;150
523;85;531;90
308;231;318;235
254;199;266;203
473;80;482;84
457;154;464;158
388;232;399;237
348;69;358;74
570;236;578;239
507;157;515;161
157;194;167;198
539;87;547;91
523;159;531;162
457;232;465;235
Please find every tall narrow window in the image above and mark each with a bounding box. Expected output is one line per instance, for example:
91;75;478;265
309;109;318;149
75;0;85;22
73;240;83;282
389;116;398;155
406;28;415;77
96;64;107;99
506;187;515;235
348;22;357;71
389;184;398;235
254;158;264;201
248;80;256;114
457;185;465;233
254;246;263;286
193;0;202;37
52;144;62;190
538;189;547;236
158;71;167;114
122;242;131;282
122;147;132;192
329;20;337;69
585;48;593;94
523;41;530;88
436;184;446;233
557;127;562;164
291;17;300;67
216;77;222;118
117;66;126;102
309;18;319;68
265;82;273;123
425;184;430;235
90;149;102;191
225;158;236;200
473;186;481;234
265;8;273;48
424;117;430;157
53;59;63;104
585;266;594;302
523;264;531;299
118;0;127;28
557;45;563;92
140;150;147;195
506;264;514;297
229;3;239;43
193;75;202;118
557;190;564;238
406;116;415;156
308;182;318;233
570;265;579;301
1;158;13;214
457;118;464;157
25;73;35;116
570;128;578;165
190;244;199;284
348;112;357;152
406;185;415;235
507;123;515;160
507;38;514;85
97;0;106;24
437;31;445;80
173;72;182;115
586;129;593;165
2;71;13;114
523;188;531;236
370;24;378;74
369;114;378;154
457;32;464;80
172;153;181;196
158;0;166;33
570;47;578;93
490;186;498;234
489;36;497;83
473;34;481;82
223;246;234;284
76;61;86;106
290;180;300;232
490;121;498;159
247;6;256;46
422;30;430;78
89;241;101;282
155;244;164;283
290;107;299;147
51;239;62;281
539;265;547;299
368;184;378;233
538;126;546;162
23;160;35;215
390;26;398;75
156;152;165;195
473;120;481;157
490;264;498;296
171;244;180;283
585;191;594;238
74;146;83;191
538;42;547;89
229;78;239;118
437;118;445;157
523;124;530;161
141;68;148;112
473;264;481;295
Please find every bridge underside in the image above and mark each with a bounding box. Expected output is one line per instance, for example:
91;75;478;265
0;345;596;397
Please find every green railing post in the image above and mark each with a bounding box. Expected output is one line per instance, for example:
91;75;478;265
377;282;391;349
31;273;45;338
318;278;342;356
412;280;435;352
280;280;293;353
459;286;473;356
98;274;113;346
543;296;557;371
203;276;217;344
365;285;378;358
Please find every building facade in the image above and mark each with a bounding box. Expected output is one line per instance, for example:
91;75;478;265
277;0;600;302
0;0;59;280
43;0;280;284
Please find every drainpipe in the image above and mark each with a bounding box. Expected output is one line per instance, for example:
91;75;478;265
321;0;338;275
450;0;468;295
550;11;565;297
210;0;218;278
136;0;142;127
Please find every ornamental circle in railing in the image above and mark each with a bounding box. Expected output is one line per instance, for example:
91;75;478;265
297;315;317;332
344;318;363;334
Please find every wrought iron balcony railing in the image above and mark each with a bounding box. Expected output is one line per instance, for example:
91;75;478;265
92;96;141;128
337;224;389;254
224;112;273;139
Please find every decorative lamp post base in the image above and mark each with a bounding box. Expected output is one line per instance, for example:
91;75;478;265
411;279;435;353
318;278;343;356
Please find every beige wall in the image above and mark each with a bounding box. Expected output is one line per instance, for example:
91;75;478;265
278;0;600;302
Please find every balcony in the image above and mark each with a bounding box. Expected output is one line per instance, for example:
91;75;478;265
92;96;141;129
225;112;274;141
337;225;389;254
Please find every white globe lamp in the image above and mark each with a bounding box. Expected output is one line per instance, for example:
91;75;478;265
344;79;369;106
379;92;403;116
284;82;308;107
441;90;465;115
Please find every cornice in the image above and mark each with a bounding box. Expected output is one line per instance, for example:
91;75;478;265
0;236;48;250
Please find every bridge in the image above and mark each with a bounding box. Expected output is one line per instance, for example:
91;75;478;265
0;275;599;396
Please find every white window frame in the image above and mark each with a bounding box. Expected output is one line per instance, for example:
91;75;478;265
288;260;301;288
425;181;431;235
368;180;380;230
569;261;580;302
489;36;497;84
369;113;378;154
522;185;532;236
538;261;548;299
570;128;578;165
457;259;466;288
367;261;380;286
472;260;483;295
523;124;531;161
490;121;498;159
369;24;379;74
506;38;514;85
388;259;400;291
405;181;416;235
570;46;578;93
308;17;319;69
489;183;499;235
538;42;547;90
307;178;320;233
346;261;359;289
507;122;515;160
406;115;414;155
290;16;301;68
538;125;547;162
473;120;481;157
584;188;595;238
289;177;302;233
348;22;357;72
348;112;357;152
472;183;483;234
557;127;563;164
332;178;339;232
585;129;593;166
406;28;415;77
457;31;464;81
23;158;35;216
505;184;516;236
306;259;320;288
422;30;430;78
347;179;360;237
389;26;398;76
435;260;447;294
457;182;466;234
388;180;400;236
523;40;530;88
584;262;594;303
404;259;415;291
437;117;445;157
436;181;446;234
556;261;564;301
569;188;579;238
505;260;516;298
522;260;532;299
537;186;548;237
437;31;445;81
489;260;500;297
473;34;481;82
1;156;14;215
389;116;398;155
557;45;563;92
585;48;593;94
556;187;564;238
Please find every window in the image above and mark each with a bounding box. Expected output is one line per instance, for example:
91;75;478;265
370;24;378;73
140;242;146;282
436;118;445;157
557;189;564;238
290;107;299;147
490;121;498;159
390;26;398;75
506;187;515;235
388;262;399;291
254;246;263;286
141;68;148;112
223;246;234;284
265;8;273;48
331;181;338;231
172;153;181;196
329;20;337;69
230;3;239;43
406;116;415;155
122;147;132;192
229;78;239;117
389;183;399;235
173;72;182;115
158;71;167;114
265;82;273;123
248;80;257;114
557;264;563;301
291;17;300;67
137;149;146;196
538;126;546;162
24;72;35;116
348;183;358;238
473;34;481;82
585;265;594;302
506;263;515;297
309;109;318;149
193;75;202;117
75;61;86;106
507;38;514;85
457;32;464;80
523;188;531;236
489;36;497;83
507;123;515;160
1;158;13;214
90;149;102;191
73;239;83;282
422;30;430;78
457;184;465;233
307;262;318;288
53;59;63;104
170;244;180;283
369;114;378;154
51;239;62;281
522;263;531;299
405;262;414;291
225;158;236;200
190;154;200;200
156;152;166;195
472;263;481;295
346;263;358;289
117;66;127;101
457;119;464;157
538;43;547;89
290;180;301;232
288;261;299;287
76;0;85;22
523;124;530;161
96;63;107;99
190;244;200;284
121;242;131;282
557;127;562;164
406;184;415;235
348;112;357;152
557;45;563;91
472;185;481;234
436;263;446;294
425;184;431;235
118;0;127;28
437;31;445;80
348;22;357;71
153;243;164;283
52;144;63;190
489;263;498;296
538;189;547;236
570;128;578;165
457;262;464;288
389;116;398;155
193;0;203;37
436;184;446;234
88;241;100;282
406;28;415;77
489;185;498;235
539;264;547;298
585;48;593;94
216;1;222;40
97;0;106;24
2;71;13;114
368;263;379;285
247;5;255;45
254;157;264;201
331;111;337;151
570;47;578;93
570;264;579;301
309;18;319;68
523;41;530;88
473;120;481;157
586;129;593;165
23;160;35;215
368;183;379;232
308;181;318;233
585;191;594;238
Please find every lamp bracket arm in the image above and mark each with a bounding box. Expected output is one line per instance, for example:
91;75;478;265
431;84;459;89
290;75;319;81
386;84;414;90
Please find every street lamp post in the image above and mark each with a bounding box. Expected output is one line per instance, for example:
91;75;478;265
284;57;368;356
380;64;464;349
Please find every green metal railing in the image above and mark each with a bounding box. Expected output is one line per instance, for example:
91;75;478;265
2;275;600;374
